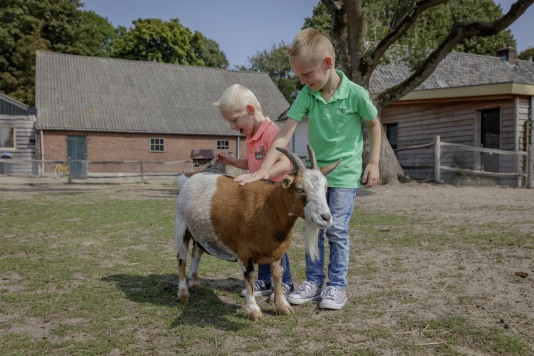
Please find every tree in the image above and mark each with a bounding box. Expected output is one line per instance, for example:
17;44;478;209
518;47;534;60
0;0;117;105
317;0;533;183
191;32;229;68
73;10;119;57
112;18;228;68
248;43;299;103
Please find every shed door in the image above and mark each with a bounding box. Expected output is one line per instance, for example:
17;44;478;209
67;135;87;178
480;108;500;172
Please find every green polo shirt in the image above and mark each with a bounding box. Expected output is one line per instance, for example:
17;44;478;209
287;70;378;188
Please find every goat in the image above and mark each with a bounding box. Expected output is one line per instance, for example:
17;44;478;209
175;145;340;320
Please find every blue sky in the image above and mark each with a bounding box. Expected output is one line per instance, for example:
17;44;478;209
82;0;534;68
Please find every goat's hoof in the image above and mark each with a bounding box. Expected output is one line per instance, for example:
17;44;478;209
178;289;189;304
244;305;262;321
188;280;201;290
275;301;293;315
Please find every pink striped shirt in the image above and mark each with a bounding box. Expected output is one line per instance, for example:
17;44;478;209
246;117;286;182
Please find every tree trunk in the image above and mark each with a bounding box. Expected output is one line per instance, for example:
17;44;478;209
362;122;404;184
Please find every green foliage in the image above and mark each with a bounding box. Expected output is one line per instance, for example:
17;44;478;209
112;18;228;68
0;3;228;106
0;0;117;105
398;0;517;66
518;47;534;60
191;32;229;68
248;42;298;103
304;0;516;68
302;2;332;39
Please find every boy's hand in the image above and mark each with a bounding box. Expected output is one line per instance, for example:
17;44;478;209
234;167;269;185
216;153;233;165
361;162;379;187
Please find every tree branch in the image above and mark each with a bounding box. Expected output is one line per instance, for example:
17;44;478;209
362;0;448;84
374;0;534;111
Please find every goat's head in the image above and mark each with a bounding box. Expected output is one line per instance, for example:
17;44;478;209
277;145;341;260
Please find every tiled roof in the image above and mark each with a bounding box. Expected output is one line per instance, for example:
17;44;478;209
370;51;534;94
35;51;290;135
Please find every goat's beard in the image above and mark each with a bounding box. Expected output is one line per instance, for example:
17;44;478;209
304;221;320;261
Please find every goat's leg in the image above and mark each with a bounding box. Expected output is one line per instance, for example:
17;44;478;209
271;259;292;315
238;259;262;321
187;242;204;289
176;224;191;304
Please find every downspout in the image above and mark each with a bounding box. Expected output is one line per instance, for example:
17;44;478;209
236;136;240;159
40;129;44;176
530;97;534;146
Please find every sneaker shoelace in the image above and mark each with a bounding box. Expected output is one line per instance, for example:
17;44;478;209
281;283;292;295
296;281;313;294
321;286;337;300
253;280;269;291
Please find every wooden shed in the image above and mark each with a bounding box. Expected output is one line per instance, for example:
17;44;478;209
374;48;534;185
0;94;37;174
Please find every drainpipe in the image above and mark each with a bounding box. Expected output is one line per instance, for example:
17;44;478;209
40;129;44;176
531;97;534;145
236;136;240;159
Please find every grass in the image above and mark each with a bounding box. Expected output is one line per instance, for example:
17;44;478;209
0;184;532;355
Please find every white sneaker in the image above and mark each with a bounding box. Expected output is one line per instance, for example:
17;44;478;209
319;286;347;310
286;281;322;305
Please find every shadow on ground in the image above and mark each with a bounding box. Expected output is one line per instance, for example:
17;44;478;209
102;273;250;331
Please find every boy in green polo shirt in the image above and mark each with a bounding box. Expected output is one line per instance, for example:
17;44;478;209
235;28;381;310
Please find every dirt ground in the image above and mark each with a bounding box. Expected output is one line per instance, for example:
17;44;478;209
1;176;533;353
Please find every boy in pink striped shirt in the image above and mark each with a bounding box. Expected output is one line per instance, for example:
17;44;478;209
214;84;295;299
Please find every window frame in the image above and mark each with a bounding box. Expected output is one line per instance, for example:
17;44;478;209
149;137;165;152
0;126;16;150
216;140;229;150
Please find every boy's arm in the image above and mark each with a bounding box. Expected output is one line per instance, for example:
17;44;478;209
216;153;248;170
361;117;381;187
234;119;298;185
267;155;291;179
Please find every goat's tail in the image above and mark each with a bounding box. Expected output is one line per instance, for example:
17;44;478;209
304;221;320;261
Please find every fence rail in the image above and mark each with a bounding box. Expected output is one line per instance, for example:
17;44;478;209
395;135;533;188
0;158;196;183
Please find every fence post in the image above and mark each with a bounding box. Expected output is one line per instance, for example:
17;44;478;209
528;144;533;189
140;160;145;184
434;135;441;183
67;157;72;184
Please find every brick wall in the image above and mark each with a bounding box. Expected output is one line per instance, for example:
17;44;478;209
38;130;247;174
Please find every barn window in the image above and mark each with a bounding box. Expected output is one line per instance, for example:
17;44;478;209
217;140;229;150
0;127;15;149
149;138;165;152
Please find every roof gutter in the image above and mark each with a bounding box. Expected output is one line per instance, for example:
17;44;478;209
398;82;534;101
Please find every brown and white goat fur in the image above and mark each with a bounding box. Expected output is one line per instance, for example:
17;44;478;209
175;146;339;320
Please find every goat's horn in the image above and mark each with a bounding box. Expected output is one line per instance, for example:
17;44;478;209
307;144;317;169
276;147;305;173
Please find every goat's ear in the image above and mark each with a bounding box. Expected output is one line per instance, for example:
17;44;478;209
282;175;294;189
320;159;342;176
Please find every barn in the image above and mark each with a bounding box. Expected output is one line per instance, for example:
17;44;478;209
35;51;290;178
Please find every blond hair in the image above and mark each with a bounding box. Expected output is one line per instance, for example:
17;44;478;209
214;84;262;114
288;28;335;65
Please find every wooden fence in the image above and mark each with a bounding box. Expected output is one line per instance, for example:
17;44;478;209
395;135;534;188
0;158;196;184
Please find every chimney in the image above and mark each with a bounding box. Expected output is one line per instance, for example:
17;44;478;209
497;44;516;65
